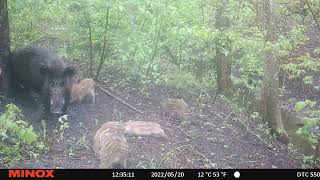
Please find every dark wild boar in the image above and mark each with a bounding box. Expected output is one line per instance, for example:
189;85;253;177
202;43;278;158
10;47;76;114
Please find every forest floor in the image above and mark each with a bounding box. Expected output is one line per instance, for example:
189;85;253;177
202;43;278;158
1;69;302;169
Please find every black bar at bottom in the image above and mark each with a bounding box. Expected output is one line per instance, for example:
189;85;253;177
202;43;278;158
0;169;319;179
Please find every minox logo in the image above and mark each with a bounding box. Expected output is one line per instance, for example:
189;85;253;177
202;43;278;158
8;170;55;178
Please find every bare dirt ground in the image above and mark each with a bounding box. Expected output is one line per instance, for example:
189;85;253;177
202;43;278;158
1;71;302;169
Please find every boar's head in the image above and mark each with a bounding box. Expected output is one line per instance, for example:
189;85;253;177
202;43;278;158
40;65;77;114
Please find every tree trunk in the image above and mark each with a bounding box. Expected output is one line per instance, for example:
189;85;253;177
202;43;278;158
260;0;289;143
215;0;233;95
95;7;110;81
84;12;93;78
0;0;10;96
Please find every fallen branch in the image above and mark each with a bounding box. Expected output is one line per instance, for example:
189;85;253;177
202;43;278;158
97;84;143;114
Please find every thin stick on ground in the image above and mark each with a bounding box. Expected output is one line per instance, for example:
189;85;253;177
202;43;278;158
191;146;216;168
97;84;143;114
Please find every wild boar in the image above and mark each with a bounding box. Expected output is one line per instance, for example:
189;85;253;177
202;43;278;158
93;122;128;169
124;120;167;139
70;78;95;104
160;98;189;120
10;47;76;114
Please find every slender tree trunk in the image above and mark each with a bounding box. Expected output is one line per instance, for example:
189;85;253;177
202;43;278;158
95;7;110;81
215;0;233;95
0;0;10;96
252;0;263;30
260;0;289;143
146;9;162;82
84;12;93;78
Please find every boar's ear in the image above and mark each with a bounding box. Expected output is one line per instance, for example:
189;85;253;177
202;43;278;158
64;66;77;76
40;65;50;75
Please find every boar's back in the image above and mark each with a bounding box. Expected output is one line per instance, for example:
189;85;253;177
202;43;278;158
11;47;67;92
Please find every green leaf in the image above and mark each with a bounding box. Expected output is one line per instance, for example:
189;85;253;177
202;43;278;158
295;102;306;112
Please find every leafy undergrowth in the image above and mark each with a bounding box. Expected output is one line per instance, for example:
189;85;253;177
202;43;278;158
0;104;45;168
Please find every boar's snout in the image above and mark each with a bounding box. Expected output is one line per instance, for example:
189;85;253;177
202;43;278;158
49;94;66;114
41;64;77;114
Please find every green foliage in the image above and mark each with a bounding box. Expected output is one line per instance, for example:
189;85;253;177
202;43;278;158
8;0;217;88
0;104;37;144
294;100;316;112
0;104;43;167
41;119;47;141
296;107;320;167
55;115;70;142
7;0;320;93
314;48;320;55
251;112;261;120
